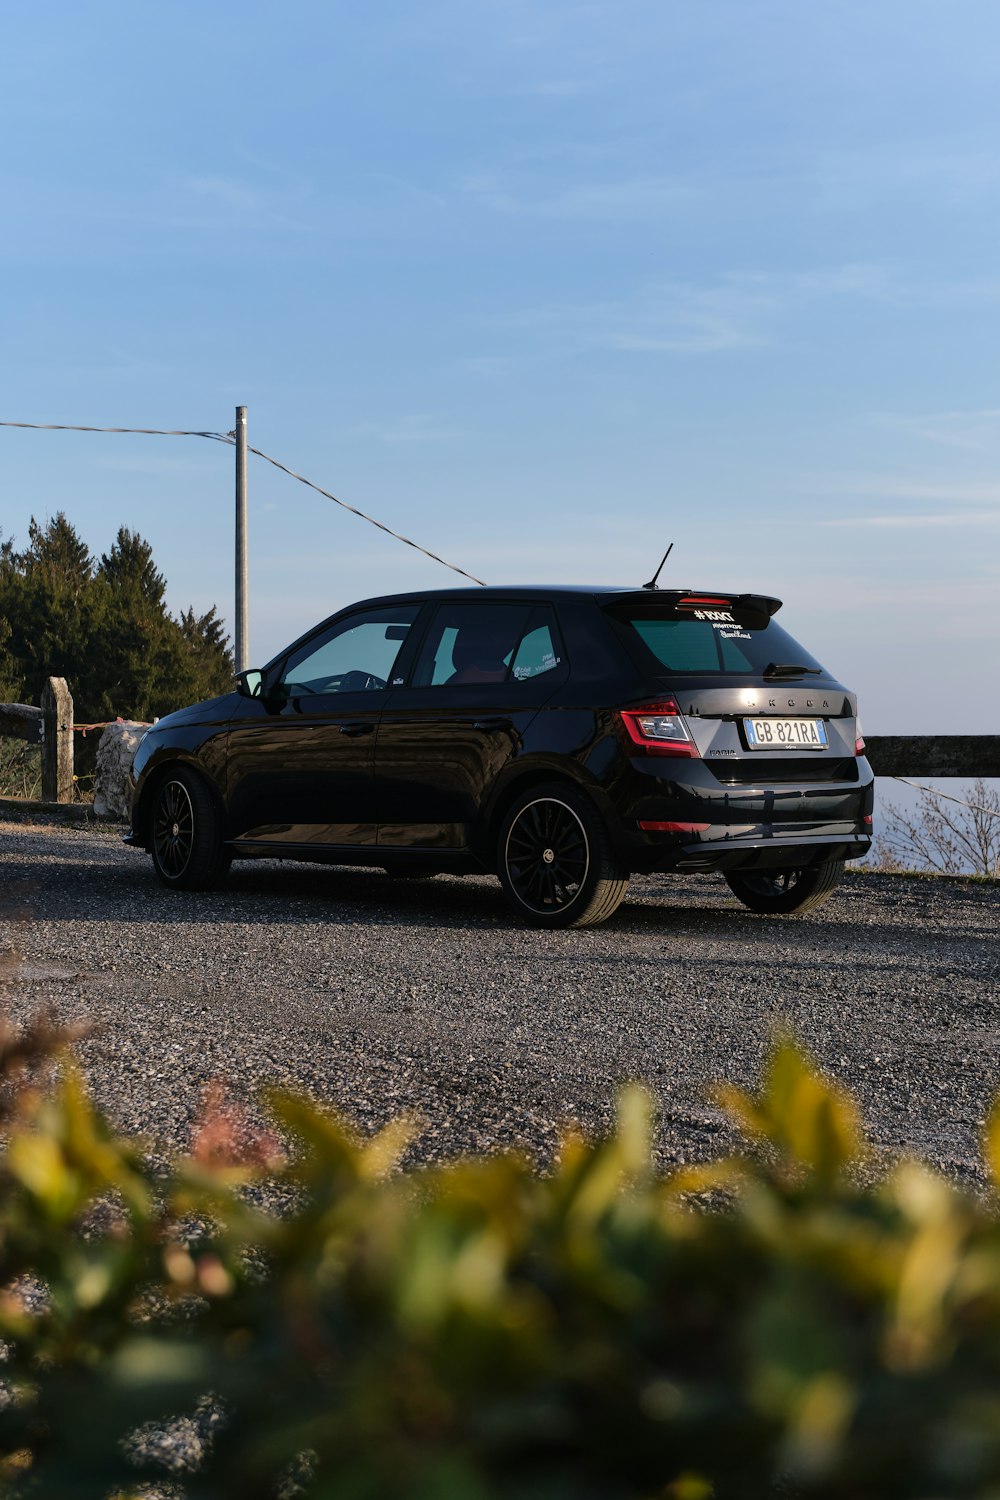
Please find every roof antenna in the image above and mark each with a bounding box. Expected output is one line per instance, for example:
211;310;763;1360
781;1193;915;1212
643;542;673;590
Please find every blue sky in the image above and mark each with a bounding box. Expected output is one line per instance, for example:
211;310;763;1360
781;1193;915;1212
2;1;999;735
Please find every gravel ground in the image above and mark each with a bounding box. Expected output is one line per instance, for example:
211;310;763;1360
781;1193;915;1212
1;811;998;1183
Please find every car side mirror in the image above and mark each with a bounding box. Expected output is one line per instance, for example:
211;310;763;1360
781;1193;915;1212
236;669;264;699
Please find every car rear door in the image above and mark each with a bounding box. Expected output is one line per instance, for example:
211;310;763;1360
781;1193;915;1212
375;601;567;852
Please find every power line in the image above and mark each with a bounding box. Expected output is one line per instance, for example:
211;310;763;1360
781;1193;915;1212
245;442;486;587
0;419;487;587
888;777;999;818
0;420;233;443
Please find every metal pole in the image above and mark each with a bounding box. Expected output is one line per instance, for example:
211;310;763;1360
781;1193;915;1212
235;405;249;673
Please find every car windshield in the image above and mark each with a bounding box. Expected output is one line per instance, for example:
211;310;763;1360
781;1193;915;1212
606;607;826;676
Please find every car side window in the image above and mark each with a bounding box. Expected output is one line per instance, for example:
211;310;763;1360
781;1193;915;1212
411;604;566;687
279;607;419;696
412;604;532;687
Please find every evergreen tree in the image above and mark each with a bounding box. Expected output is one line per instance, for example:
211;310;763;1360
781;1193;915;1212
98;527;167;606
0;515;233;723
92;528;186;722
0;514;109;714
177;604;236;703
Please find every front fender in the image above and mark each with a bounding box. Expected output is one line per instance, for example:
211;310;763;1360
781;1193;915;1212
130;727;229;848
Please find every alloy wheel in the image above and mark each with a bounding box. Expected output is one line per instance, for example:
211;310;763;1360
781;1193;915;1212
504;797;590;915
152;780;195;880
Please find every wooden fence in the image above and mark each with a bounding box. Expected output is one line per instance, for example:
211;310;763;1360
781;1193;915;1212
0;678;74;803
0;682;998;806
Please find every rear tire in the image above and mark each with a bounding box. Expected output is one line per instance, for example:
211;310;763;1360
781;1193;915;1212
150;768;231;891
724;859;844;916
497;782;628;928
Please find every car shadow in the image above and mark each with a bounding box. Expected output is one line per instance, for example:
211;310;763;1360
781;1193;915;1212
5;849;995;960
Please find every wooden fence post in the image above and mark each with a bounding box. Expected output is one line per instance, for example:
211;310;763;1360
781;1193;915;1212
40;677;73;803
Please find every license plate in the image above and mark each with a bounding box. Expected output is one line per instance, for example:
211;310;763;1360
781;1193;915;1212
743;717;828;750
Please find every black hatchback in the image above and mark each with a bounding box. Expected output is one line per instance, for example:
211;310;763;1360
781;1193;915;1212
126;584;874;927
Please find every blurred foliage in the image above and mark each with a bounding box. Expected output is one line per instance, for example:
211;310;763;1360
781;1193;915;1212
0;515;233;726
3;1025;1000;1497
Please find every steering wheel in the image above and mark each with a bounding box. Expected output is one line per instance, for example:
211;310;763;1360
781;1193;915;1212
338;670;387;692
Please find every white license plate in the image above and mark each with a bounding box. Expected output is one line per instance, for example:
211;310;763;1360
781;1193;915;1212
743;717;828;750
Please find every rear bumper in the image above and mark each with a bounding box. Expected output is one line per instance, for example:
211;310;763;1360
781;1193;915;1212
612;754;875;873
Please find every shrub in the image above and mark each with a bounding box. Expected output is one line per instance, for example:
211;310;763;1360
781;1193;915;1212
2;1022;1000;1497
878;778;1000;878
0;743;41;802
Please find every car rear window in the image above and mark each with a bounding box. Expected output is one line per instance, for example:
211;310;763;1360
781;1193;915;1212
606;607;825;676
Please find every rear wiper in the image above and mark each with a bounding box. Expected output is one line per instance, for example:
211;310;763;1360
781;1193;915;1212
763;662;822;679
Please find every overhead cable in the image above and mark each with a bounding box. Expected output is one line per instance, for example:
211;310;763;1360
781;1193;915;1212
0;419;487;587
889;777;1000;818
244;442;486;587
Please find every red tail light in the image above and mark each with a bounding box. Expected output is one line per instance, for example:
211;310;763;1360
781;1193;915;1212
855;713;866;757
619;700;699;758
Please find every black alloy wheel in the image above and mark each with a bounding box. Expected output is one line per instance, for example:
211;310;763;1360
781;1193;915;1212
724;858;845;916
150;769;231;891
497;782;628;928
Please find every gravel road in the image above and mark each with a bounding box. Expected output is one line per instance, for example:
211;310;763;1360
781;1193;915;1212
1;811;998;1183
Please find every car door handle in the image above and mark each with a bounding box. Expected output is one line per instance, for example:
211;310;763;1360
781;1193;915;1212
339;721;375;737
473;718;513;733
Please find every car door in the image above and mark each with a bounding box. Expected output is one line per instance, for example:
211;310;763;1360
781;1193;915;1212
227;603;421;850
375;602;568;850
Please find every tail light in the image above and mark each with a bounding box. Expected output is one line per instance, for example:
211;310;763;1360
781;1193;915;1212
619;700;699;758
855;714;866;757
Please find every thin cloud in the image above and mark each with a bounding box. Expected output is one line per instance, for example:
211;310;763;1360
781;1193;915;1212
481;264;888;360
874;408;1000;453
814;140;1000;213
818;511;1000;529
463;171;701;220
801;473;1000;505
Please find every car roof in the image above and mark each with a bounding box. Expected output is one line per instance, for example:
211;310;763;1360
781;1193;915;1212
340;584;776;608
261;584;784;670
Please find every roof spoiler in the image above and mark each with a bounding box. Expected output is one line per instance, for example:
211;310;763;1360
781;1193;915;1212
603;590;783;623
726;593;782;621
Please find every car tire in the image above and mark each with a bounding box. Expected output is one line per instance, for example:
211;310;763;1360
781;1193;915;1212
150;768;231;891
497;782;629;928
724;858;845;916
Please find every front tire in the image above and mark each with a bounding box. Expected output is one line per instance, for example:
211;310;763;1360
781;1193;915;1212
497;783;628;928
150;769;231;891
724;859;845;916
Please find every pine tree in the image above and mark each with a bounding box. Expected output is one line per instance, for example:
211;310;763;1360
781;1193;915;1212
0;516;233;724
177;605;236;703
0;514;109;714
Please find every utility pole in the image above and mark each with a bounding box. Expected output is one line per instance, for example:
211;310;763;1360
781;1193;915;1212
235;405;249;673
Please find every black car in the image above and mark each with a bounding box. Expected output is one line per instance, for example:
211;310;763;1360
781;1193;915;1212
126;584;874;927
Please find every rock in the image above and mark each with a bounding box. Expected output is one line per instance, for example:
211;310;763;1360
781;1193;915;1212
94;721;150;819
